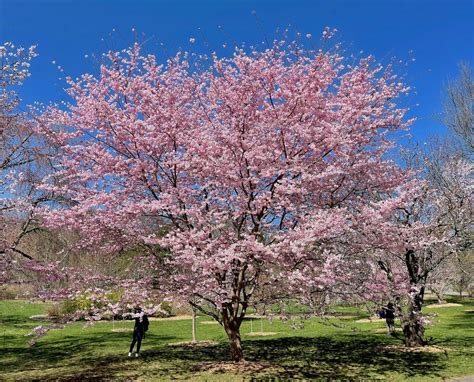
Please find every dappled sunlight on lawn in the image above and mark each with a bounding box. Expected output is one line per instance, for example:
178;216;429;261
1;298;473;380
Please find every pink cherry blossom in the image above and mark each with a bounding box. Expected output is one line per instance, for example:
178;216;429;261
34;31;415;360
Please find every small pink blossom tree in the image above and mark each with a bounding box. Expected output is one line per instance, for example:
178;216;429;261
36;33;413;361
355;148;472;347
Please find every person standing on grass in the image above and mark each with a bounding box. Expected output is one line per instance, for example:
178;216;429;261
128;306;149;357
383;302;396;336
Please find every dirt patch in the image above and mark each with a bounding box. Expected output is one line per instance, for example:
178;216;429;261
322;314;357;319
373;328;402;333
193;360;284;374
111;328;133;333
426;303;462;309
447;375;474;381
148;315;193;321
247;331;277;337
49;324;65;330
245;314;263;319
382;345;450;353
168;340;218;348
200;320;219;325
29;314;52;321
356;318;386;323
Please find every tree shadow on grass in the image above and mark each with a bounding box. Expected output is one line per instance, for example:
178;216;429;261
110;334;448;380
1;331;450;380
0;316;42;330
245;335;447;380
445;311;474;330
430;312;474;352
0;332;175;377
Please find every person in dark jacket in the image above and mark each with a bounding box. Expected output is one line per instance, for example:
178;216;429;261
128;307;149;357
384;302;396;336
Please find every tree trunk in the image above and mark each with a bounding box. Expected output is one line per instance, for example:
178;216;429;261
225;323;244;362
402;285;426;347
191;307;197;343
433;290;446;304
402;250;427;347
222;311;244;362
217;260;253;362
402;313;425;347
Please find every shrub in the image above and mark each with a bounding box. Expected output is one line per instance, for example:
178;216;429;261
171;302;192;316
0;285;17;300
0;284;34;300
59;299;85;315
157;301;174;317
47;304;61;317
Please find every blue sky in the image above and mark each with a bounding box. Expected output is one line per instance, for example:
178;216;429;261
1;0;473;144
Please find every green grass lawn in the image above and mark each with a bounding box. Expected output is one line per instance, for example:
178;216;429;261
0;298;473;381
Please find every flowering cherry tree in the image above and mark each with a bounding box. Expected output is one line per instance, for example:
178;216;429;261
0;41;47;281
357;146;472;346
36;33;414;361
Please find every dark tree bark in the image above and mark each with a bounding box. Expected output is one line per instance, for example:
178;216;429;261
190;260;256;362
378;250;428;347
402;311;425;347
402;249;427;347
402;289;426;347
219;262;251;362
222;313;244;362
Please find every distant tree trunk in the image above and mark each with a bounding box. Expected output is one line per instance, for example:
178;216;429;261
191;306;197;343
433;289;446;304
